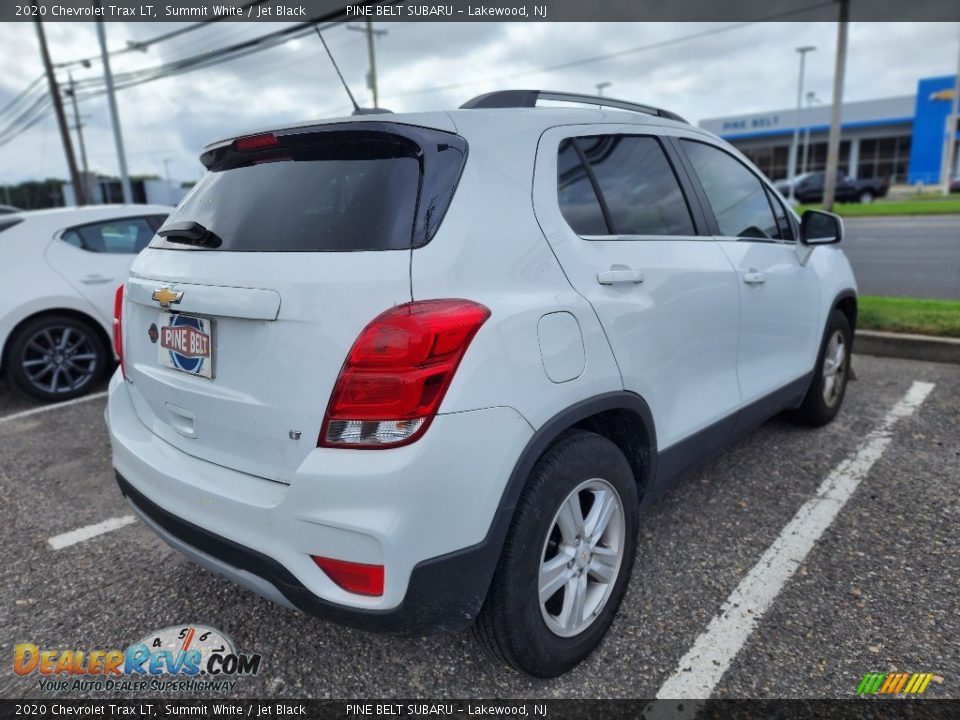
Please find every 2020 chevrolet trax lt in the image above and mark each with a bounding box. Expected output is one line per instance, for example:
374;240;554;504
108;90;856;678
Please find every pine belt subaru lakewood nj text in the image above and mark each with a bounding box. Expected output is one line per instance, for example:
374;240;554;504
107;89;857;678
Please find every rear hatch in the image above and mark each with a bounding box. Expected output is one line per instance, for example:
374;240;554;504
122;121;467;483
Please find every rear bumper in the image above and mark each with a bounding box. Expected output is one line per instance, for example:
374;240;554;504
117;471;513;634
107;372;533;634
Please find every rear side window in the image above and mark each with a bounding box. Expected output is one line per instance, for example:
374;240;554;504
557;135;695;237
681;140;783;240
154;124;467;252
557;141;608;235
61;217;156;253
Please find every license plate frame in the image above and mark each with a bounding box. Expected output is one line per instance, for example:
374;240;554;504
158;311;215;380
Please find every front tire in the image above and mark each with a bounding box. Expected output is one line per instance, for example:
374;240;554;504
5;314;108;402
473;431;639;677
858;190;874;204
789;309;852;427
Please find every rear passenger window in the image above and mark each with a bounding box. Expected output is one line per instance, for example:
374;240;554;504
62;217;156;254
557;135;695;237
557;140;608;235
681;140;783;240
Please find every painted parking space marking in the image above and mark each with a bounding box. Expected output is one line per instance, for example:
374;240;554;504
0;391;107;425
48;515;136;550
655;380;936;700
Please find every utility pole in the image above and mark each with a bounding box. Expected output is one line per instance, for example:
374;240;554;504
787;46;816;203
65;73;91;203
34;16;85;206
95;10;133;204
348;21;387;108
822;0;850;212
596;81;611;97
940;26;960;196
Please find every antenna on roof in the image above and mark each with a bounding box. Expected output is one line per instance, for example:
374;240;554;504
314;26;391;116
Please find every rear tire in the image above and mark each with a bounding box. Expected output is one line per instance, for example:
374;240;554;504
789;309;852;427
5;314;108;402
473;430;639;678
858;190;874;204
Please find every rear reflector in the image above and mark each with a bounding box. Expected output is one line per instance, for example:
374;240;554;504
232;133;280;151
319;299;490;449
113;284;125;377
312;556;384;596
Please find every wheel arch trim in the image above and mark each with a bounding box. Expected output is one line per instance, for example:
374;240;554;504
498;391;658;513
831;288;858;350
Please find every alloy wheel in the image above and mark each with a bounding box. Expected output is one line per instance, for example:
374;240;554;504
538;478;626;638
821;329;847;407
19;325;99;396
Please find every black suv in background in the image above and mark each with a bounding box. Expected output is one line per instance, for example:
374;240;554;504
776;171;889;204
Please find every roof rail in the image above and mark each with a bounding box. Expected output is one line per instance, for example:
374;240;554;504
459;90;688;124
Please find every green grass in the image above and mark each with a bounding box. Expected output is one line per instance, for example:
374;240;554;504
858;295;960;338
796;198;960;216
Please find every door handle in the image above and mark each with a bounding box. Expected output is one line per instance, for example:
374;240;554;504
80;275;113;285
743;270;766;285
597;269;644;285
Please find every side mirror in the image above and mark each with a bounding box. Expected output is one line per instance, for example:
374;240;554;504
800;209;843;245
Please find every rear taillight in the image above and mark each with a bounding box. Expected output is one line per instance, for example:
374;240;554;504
312;556;384;596
319;299;490;449
113;284;125;378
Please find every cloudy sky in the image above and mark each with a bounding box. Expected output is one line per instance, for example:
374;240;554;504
0;20;956;185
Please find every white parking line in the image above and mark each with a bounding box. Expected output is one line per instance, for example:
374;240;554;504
655;380;936;700
0;391;107;425
48;516;136;550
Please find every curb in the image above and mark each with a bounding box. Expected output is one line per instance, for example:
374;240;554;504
854;330;960;365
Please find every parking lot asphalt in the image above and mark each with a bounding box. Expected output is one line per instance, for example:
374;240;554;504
842;215;960;300
1;354;957;700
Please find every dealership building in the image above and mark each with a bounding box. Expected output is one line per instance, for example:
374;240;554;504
698;75;959;185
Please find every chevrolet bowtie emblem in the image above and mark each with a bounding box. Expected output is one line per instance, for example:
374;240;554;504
152;286;183;308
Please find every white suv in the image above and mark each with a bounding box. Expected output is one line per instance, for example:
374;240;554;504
107;91;856;678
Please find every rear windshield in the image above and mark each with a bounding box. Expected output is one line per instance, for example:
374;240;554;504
153;124;467;252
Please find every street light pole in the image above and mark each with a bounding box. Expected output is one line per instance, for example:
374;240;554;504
94;12;133;204
787;46;816;203
596;81;611;97
801;91;819;175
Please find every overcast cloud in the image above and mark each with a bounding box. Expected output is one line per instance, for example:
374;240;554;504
0;20;956;184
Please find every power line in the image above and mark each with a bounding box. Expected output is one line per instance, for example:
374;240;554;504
0;5;371;147
0;95;53;148
52;0;271;69
0;74;46;122
383;2;835;101
67;20;346;98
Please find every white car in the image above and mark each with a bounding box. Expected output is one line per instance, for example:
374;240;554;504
0;205;170;401
108;91;856;678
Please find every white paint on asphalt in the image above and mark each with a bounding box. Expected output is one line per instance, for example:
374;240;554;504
0;391;107;425
48;515;136;550
656;380;936;700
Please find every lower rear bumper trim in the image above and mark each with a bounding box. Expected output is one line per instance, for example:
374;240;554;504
116;471;506;635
